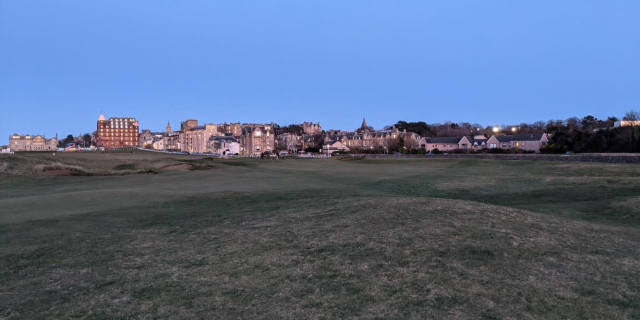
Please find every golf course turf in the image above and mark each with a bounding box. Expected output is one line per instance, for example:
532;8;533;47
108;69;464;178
1;151;639;319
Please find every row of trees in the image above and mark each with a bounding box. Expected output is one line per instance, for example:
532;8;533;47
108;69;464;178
386;110;639;153
388;116;622;139
542;111;640;153
57;133;92;148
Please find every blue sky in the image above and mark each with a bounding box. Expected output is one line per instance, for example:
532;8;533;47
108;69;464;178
1;1;639;139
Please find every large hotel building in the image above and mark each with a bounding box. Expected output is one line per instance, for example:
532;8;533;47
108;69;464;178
95;114;140;148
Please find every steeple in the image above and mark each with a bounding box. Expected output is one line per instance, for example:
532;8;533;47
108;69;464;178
166;121;172;134
358;117;371;133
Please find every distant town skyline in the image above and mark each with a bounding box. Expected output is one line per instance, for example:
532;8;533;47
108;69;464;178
2;1;639;139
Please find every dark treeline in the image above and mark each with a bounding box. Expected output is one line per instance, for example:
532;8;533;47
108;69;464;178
542;114;639;153
274;124;304;135
57;133;92;148
388;110;640;153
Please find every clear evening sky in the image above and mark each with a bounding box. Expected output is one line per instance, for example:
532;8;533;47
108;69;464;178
1;1;638;140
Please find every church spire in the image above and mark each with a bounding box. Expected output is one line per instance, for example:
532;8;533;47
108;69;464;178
359;117;371;132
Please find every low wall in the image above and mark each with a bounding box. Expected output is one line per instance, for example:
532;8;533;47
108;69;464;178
344;153;640;164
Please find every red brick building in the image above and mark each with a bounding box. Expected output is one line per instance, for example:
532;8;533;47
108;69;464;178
95;114;139;148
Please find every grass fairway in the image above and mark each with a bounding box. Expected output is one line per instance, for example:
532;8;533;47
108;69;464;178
1;151;639;319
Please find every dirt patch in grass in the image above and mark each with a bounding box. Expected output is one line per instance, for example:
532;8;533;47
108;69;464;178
180;158;220;170
113;163;137;171
161;163;194;171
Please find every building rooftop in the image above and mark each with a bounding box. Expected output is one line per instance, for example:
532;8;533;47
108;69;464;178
494;133;545;142
426;137;463;144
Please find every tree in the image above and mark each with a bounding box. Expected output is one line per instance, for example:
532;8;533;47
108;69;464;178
565;117;581;130
623;110;640;152
276;124;304;135
392;121;431;137
605;117;618;127
82;133;92;147
581;115;598;132
623;110;640;121
532;121;546;131
64;134;74;145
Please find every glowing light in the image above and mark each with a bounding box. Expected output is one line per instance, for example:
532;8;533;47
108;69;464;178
511;127;517;132
492;126;500;133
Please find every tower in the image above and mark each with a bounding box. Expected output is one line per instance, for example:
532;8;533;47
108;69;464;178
358;117;371;133
166;121;172;134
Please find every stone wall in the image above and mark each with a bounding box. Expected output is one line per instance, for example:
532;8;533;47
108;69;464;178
346;153;640;164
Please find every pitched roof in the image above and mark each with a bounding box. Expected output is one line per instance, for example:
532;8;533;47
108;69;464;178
426;137;463;144
494;133;545;142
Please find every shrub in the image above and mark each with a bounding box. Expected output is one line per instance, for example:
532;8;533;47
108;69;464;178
305;146;321;153
488;148;506;154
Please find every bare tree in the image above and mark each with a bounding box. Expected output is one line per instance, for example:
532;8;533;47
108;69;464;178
565;117;581;130
623;110;640;152
623;110;640;121
532;121;546;131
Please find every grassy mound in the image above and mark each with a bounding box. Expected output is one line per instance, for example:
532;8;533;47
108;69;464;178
0;155;638;318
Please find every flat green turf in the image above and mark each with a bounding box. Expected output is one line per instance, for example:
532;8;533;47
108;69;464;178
1;152;639;319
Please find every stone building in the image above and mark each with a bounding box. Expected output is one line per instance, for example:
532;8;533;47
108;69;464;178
276;133;303;152
210;136;240;155
486;133;548;153
218;123;242;138
241;124;275;156
302;122;322;134
138;122;180;151
614;120;640;127
182;123;218;154
321;120;422;153
9;134;58;151
95;114;139;148
164;132;181;151
180;119;199;132
139;129;160;148
321;140;350;154
175;119;219;153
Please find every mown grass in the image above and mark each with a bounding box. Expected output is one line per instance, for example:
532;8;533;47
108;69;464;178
0;153;639;319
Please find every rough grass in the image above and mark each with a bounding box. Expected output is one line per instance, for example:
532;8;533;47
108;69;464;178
0;153;639;319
